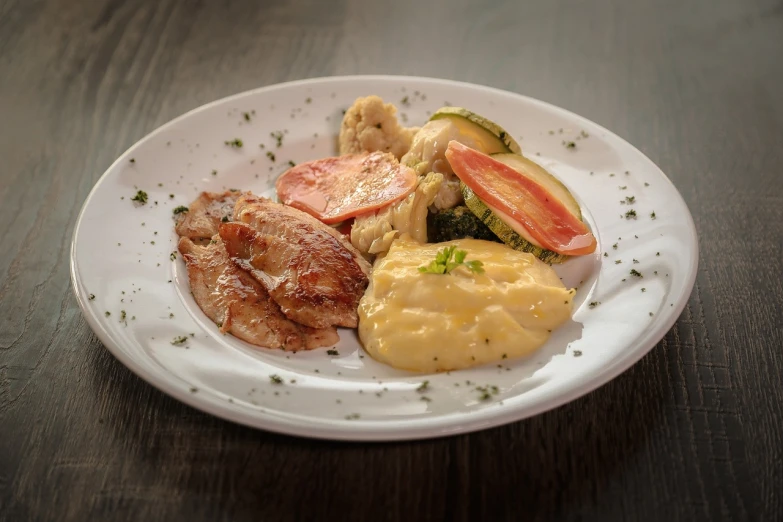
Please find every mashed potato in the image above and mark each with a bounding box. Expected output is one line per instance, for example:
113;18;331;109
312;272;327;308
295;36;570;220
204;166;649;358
358;236;575;372
339;95;419;160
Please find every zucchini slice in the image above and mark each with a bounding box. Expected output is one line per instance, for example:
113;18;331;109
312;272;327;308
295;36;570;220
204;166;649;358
461;183;569;264
430;107;521;155
491;153;582;220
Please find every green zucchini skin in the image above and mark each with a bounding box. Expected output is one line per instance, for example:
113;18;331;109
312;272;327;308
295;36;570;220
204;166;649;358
429;107;522;154
461;184;570;264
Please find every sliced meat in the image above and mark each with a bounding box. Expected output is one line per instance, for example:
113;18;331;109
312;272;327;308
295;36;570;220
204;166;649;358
275;151;417;224
220;195;371;329
178;236;338;351
175;190;250;240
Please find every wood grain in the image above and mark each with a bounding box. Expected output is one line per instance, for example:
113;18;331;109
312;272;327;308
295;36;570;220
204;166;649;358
1;0;782;520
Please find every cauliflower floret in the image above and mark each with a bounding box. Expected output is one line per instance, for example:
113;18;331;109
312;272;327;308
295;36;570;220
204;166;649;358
339;95;418;160
351;172;444;255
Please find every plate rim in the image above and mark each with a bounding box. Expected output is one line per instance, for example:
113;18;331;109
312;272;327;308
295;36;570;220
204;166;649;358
70;74;699;441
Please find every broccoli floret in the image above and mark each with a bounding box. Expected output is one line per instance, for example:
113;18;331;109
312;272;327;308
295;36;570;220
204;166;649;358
428;206;502;243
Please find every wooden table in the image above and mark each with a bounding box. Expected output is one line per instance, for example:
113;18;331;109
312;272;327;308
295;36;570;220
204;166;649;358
2;0;781;520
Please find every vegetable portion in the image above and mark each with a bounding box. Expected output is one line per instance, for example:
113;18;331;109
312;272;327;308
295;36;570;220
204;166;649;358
276;151;417;225
418;245;485;275
428;206;501;244
446;141;596;256
462;184;567;263
430;107;521;154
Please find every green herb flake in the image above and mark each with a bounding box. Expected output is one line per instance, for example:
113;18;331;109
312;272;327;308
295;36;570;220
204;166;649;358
131;190;148;205
630;269;643;278
418;245;484;275
573;350;583;357
625;209;637;219
612;243;618;250
588;301;600;308
288;160;296;167
243;112;252;122
170;251;177;261
563;141;576;149
89;293;96;300
104;311;110;317
211;169;217;176
603;252;608;257
625;196;636;204
129;158;135;164
171;336;188;345
326;349;339;356
269;374;283;384
416;380;430;393
270;131;284;148
266;151;276;162
633;259;639;264
224;138;243;148
615;260;622;264
345;413;360;420
641;288;646;292
650;211;657;220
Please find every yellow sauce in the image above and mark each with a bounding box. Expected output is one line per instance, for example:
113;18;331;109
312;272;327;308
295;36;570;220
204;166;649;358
358;236;575;372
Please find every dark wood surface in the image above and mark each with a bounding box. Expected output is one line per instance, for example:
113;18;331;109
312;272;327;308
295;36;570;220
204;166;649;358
1;0;782;520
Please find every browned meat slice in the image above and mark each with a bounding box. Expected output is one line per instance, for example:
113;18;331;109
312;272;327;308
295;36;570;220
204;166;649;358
175;190;250;240
219;195;371;329
178;236;338;351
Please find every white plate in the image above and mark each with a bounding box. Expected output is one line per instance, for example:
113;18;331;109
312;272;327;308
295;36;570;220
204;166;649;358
70;76;698;441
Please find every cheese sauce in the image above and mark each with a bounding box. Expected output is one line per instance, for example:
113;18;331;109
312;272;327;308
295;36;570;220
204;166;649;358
358;236;575;372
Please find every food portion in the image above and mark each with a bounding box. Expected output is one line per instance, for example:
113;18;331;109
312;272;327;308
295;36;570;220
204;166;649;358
350;172;443;255
339;95;419;160
179;236;338;350
175;190;249;240
446;141;596;257
223;195;371;329
428;205;501;244
175;96;596;368
401;107;522;210
275;151;417;224
358;236;575;373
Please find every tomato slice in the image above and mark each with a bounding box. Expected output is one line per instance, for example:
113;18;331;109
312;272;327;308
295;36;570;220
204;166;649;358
276;152;417;225
445;141;596;255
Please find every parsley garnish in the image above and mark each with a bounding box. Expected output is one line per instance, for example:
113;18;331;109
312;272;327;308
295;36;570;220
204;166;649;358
269;374;283;384
416;380;430;392
172;205;189;215
266;151;276;162
326;349;339;356
171;336;188;345
270;131;284;148
625;209;637;219
630;269;643;278
563;140;576;149
131;190;148;205
418;246;484;275
88;293;95;300
224;138;243;148
170;251;177;261
650;211;656;220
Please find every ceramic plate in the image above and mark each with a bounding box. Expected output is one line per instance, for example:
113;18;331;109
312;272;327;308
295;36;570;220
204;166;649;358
70;76;698;441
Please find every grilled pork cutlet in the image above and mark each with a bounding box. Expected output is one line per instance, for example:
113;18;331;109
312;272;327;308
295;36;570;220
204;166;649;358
220;195;371;329
178;236;338;351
